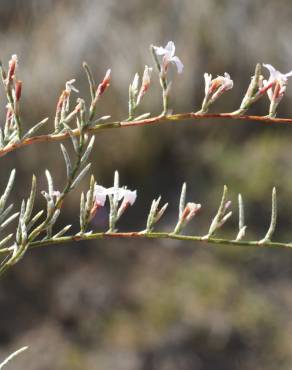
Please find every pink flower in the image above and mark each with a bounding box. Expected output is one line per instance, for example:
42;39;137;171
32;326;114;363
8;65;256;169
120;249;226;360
93;185;108;207
204;72;233;99
263;64;292;104
154;41;184;74
120;189;137;206
106;187;137;206
181;202;201;222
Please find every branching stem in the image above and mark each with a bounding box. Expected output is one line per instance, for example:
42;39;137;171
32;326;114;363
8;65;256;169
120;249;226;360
0;231;291;256
0;112;291;158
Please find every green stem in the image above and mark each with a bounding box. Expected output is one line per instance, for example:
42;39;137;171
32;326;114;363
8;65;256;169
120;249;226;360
20;232;292;250
1;231;291;257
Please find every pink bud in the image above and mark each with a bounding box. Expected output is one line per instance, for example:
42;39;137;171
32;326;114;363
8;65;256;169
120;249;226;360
96;69;111;97
15;80;22;101
7;54;18;83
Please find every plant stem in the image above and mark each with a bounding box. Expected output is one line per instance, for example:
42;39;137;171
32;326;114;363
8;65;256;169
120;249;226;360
1;112;292;158
0;231;291;257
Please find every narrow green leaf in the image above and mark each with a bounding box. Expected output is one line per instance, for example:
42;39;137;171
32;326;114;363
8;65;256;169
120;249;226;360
81;136;95;165
22;118;48;140
70;163;91;190
260;187;277;243
45;170;54;197
53;224;72;238
83;62;96;100
0;169;16;213
60;144;72;178
24;175;37;223
179;182;187;218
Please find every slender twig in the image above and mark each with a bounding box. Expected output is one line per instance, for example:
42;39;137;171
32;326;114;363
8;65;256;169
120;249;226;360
0;112;292;158
0;231;291;256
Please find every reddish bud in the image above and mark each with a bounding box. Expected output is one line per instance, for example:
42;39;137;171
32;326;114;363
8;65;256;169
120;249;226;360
15;80;22;101
181;202;201;222
7;54;18;83
96;69;111;97
56;91;66;112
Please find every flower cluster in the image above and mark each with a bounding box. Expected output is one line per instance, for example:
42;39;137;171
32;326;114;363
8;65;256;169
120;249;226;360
150;41;292;117
93;184;137;210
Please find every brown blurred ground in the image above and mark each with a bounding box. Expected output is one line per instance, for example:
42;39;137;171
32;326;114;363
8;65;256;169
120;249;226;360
1;0;292;369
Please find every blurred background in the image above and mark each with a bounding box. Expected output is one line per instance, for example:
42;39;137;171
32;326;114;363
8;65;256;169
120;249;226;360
1;0;292;369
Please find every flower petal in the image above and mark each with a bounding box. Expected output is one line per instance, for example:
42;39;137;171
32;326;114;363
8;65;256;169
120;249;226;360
171;56;184;74
284;70;292;78
122;189;137;205
165;41;175;58
154;46;168;55
223;73;233;90
93;185;108;206
204;73;212;95
66;79;79;93
263;64;277;81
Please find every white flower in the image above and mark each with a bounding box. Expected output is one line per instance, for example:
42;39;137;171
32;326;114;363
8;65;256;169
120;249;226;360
107;186;124;202
204;72;233;104
116;188;137;219
120;189;137;206
208;73;233;94
154;41;184;74
263;64;292;102
65;79;79;94
107;187;137;206
93;185;108;207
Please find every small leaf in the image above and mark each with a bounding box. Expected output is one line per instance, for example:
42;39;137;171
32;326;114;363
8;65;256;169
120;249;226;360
22;118;48;140
0;169;16;213
0;204;14;224
24;175;37;223
27;210;44;231
53;224;72;238
81;136;95;165
60;144;72;178
83;62;96;100
0;233;13;249
80;192;86;231
134;113;151;121
70;163;91;190
179;183;187;218
0;212;19;231
45;170;54;197
260;187;277;244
